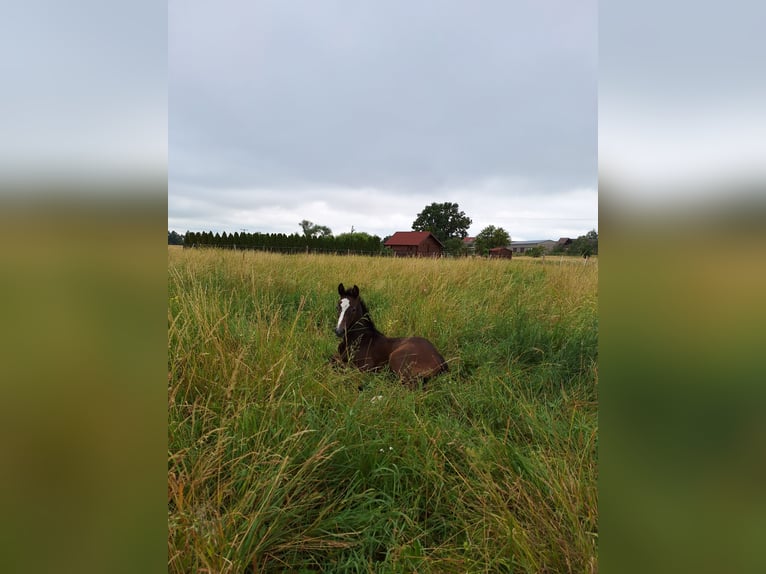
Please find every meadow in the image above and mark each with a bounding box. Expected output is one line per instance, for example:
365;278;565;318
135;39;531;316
168;247;598;573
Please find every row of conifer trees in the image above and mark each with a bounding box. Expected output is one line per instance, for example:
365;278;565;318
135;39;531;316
182;230;387;255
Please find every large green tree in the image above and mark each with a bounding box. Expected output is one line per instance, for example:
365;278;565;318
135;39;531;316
411;202;472;243
299;220;333;238
474;225;510;255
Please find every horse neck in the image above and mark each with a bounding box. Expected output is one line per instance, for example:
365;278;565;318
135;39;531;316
347;300;383;339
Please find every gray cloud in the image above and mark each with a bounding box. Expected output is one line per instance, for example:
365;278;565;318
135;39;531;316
169;0;597;239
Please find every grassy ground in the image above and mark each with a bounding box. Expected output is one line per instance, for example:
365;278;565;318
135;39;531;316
168;247;598;573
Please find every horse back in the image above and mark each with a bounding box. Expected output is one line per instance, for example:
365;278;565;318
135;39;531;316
338;332;393;372
388;336;448;381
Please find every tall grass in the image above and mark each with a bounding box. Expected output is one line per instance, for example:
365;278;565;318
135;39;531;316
168;248;597;573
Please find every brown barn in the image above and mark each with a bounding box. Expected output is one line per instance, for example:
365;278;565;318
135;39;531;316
488;246;513;259
384;231;444;257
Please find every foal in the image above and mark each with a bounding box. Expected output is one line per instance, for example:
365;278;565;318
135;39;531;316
333;283;448;385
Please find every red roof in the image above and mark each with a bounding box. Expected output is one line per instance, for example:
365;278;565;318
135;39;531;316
384;231;443;247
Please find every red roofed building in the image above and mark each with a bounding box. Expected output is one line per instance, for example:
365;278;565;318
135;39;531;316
383;231;444;257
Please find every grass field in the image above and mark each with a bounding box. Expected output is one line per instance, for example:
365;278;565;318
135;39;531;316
168;246;598;573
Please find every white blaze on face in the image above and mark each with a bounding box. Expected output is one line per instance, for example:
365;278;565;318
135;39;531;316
336;298;350;332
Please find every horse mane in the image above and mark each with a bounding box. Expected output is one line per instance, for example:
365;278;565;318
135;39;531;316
355;297;382;335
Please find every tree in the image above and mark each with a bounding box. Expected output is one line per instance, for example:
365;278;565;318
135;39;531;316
335;232;383;254
299;220;333;238
442;238;466;257
168;230;184;245
474;225;510;255
411;202;472;243
335;231;374;241
567;229;598;257
584;229;598;255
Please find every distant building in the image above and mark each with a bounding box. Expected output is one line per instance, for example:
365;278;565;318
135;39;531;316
488;246;513;259
462;236;476;254
509;238;571;254
384;231;444;257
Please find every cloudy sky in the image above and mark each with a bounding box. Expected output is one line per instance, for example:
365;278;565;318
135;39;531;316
599;0;766;211
169;0;597;241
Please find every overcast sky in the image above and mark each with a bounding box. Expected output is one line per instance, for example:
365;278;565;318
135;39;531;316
169;0;597;241
599;0;766;210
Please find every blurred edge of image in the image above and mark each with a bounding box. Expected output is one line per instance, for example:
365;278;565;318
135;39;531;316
0;1;167;572
600;1;766;572
1;1;765;573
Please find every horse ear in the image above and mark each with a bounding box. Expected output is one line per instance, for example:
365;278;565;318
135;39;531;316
351;285;359;298
338;283;345;296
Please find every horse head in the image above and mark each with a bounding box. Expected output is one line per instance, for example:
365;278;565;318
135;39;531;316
335;283;363;336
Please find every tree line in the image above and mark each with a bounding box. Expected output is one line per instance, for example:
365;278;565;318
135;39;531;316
181;229;387;255
554;229;598;257
171;202;597;257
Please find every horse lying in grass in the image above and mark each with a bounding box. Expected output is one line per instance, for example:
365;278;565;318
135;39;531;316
332;283;448;386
